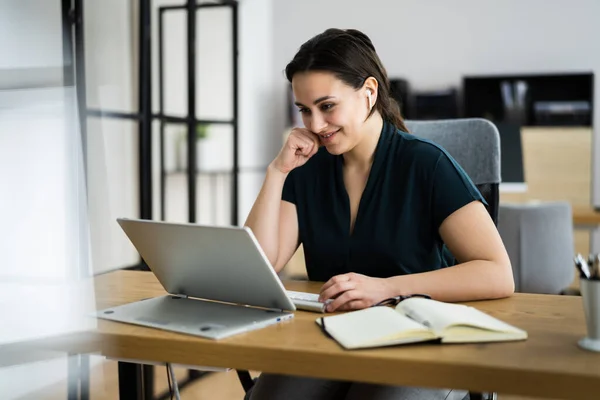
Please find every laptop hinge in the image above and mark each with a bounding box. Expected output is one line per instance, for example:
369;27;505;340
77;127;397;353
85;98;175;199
171;294;188;299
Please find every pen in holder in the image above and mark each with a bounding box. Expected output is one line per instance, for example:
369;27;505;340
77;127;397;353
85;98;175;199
574;253;600;352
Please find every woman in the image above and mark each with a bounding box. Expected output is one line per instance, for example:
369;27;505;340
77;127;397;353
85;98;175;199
244;28;514;400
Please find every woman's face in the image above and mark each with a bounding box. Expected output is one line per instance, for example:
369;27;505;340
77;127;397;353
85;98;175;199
292;71;370;155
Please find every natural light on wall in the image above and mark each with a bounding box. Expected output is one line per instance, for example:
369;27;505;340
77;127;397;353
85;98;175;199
0;87;96;396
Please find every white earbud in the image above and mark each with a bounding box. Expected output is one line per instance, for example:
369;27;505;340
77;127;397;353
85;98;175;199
366;89;373;110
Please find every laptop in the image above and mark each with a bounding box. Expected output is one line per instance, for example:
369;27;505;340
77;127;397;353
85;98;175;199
96;218;326;340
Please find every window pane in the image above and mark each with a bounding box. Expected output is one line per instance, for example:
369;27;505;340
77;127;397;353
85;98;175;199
84;0;135;113
160;9;188;118
197;7;233;120
86;116;139;273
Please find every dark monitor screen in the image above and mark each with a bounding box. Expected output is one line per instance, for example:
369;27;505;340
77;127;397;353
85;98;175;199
495;122;525;184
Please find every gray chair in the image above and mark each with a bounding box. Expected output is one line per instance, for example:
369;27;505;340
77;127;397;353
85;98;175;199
408;118;500;400
498;202;575;294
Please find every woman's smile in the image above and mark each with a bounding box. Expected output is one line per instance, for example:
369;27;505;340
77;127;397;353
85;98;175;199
319;128;341;144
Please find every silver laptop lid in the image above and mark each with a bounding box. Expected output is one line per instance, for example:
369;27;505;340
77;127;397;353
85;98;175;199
116;218;296;312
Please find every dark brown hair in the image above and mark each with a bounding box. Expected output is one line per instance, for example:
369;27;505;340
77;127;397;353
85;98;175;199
285;28;409;132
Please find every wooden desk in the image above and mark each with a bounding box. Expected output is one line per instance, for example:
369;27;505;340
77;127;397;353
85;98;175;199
573;206;600;226
572;207;600;259
87;271;600;399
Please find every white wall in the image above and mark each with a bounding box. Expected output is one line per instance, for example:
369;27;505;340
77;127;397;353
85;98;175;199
273;0;599;111
0;0;63;88
0;86;97;400
272;0;600;203
0;0;63;70
238;0;277;222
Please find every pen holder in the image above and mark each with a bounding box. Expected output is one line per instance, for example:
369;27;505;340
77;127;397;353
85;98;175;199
578;278;600;352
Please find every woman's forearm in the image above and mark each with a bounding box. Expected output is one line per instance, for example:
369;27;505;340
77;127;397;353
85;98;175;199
244;164;289;266
387;261;515;302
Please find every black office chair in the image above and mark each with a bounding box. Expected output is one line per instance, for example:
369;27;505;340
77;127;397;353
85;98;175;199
238;119;501;400
238;370;256;394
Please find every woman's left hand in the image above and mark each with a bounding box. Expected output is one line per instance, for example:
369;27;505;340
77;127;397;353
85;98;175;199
318;273;395;312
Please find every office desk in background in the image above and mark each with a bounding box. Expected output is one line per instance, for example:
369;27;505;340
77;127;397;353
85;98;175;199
572;206;600;226
84;271;600;400
572;206;600;258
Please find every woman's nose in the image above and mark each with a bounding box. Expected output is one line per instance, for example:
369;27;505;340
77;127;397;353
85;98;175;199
309;113;327;133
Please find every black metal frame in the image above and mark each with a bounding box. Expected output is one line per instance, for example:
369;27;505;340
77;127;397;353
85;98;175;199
157;1;239;224
67;354;89;400
74;0;240;238
62;2;91;399
80;0;240;229
73;0;87;178
75;0;153;270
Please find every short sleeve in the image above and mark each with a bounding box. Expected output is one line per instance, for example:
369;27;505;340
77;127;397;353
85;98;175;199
282;169;296;204
431;152;486;229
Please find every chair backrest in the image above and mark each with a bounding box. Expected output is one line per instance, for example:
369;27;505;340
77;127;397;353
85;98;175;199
406;118;501;225
498;202;575;294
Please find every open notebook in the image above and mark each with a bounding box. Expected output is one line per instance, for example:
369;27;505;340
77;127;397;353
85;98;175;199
317;297;527;350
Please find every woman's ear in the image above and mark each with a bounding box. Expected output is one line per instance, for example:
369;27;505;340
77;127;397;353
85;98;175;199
363;77;379;110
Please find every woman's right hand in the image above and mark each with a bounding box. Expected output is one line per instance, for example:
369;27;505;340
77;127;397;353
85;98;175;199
271;127;320;174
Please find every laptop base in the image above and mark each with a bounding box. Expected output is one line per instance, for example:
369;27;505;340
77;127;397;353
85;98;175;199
96;295;293;340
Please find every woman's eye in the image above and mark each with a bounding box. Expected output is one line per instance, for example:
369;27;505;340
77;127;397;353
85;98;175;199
298;107;310;114
321;103;334;112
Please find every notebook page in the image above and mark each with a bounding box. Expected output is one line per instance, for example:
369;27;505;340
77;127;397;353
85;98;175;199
318;307;432;349
395;298;467;332
396;298;521;334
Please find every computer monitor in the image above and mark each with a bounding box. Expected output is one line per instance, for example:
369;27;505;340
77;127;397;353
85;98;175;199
495;122;527;193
